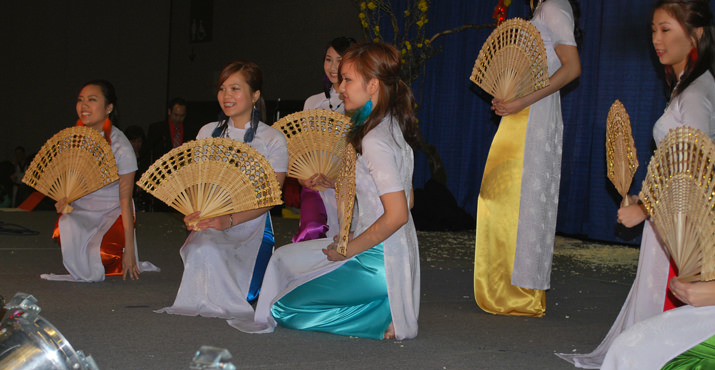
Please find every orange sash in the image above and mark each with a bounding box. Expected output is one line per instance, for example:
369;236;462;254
53;215;125;276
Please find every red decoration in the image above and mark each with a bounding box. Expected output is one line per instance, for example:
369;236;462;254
492;0;508;25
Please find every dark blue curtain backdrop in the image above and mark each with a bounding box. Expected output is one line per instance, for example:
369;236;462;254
392;0;676;244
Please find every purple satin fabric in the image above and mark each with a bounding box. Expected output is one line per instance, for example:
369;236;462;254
292;187;329;243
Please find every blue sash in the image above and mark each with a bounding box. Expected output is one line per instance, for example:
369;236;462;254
247;213;274;303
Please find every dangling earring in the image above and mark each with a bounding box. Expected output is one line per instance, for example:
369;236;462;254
349;100;373;136
244;104;259;143
102;117;113;144
687;46;698;71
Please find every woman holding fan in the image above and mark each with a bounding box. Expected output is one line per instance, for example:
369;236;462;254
45;80;159;282
559;0;715;368
156;60;288;321
292;36;356;243
231;42;420;340
474;0;582;317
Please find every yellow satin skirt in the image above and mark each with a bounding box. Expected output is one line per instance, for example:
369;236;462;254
474;107;546;317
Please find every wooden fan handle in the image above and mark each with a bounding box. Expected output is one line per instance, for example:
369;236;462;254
336;237;348;256
61;204;74;214
677;275;701;283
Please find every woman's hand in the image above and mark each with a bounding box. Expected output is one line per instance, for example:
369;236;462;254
617;201;648;228
315;174;335;189
184;212;232;231
491;44;580;117
298;174;335;191
492;98;528;117
621;194;639;207
669;278;715;307
297;175;316;189
55;197;69;214
122;248;140;280
184;212;201;231
322;242;348;261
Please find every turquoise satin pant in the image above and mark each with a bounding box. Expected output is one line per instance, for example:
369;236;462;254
271;244;391;339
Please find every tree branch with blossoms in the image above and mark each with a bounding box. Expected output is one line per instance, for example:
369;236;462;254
356;0;510;86
355;0;511;184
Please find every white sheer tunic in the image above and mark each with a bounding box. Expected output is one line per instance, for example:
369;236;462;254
511;0;577;289
156;119;288;319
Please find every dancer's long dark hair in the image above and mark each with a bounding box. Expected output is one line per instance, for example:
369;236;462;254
341;42;419;154
322;37;357;100
653;0;715;99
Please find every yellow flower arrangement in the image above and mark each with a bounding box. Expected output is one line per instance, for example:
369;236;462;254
417;0;428;13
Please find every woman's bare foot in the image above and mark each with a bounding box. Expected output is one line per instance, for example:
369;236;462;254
384;322;395;339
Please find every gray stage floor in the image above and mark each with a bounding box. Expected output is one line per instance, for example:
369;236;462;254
0;210;635;370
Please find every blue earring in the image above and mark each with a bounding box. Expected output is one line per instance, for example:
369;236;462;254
244;106;259;143
349;100;373;136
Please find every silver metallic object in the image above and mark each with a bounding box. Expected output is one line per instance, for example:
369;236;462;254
190;346;236;370
0;292;99;370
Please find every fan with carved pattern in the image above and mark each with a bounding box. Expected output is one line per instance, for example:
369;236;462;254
639;126;715;282
22;126;119;213
470;17;550;102
136;137;282;224
273;109;352;188
334;143;357;256
606;100;639;206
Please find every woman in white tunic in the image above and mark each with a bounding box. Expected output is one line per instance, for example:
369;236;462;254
43;80;159;282
293;36;356;243
474;0;582;317
156;60;288;320
558;1;715;368
230;42;420;340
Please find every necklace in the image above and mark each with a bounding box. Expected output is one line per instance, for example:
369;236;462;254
326;87;344;112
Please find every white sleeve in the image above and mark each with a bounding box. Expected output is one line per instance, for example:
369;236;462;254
540;1;576;47
195;122;219;140
262;129;289;173
303;93;323;110
112;131;138;175
362;134;403;196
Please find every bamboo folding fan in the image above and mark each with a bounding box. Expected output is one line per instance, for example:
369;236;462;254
273;109;352;188
334;143;357;256
136;137;282;223
639;126;715;282
470;17;549;102
22;126;118;213
606;100;639;206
